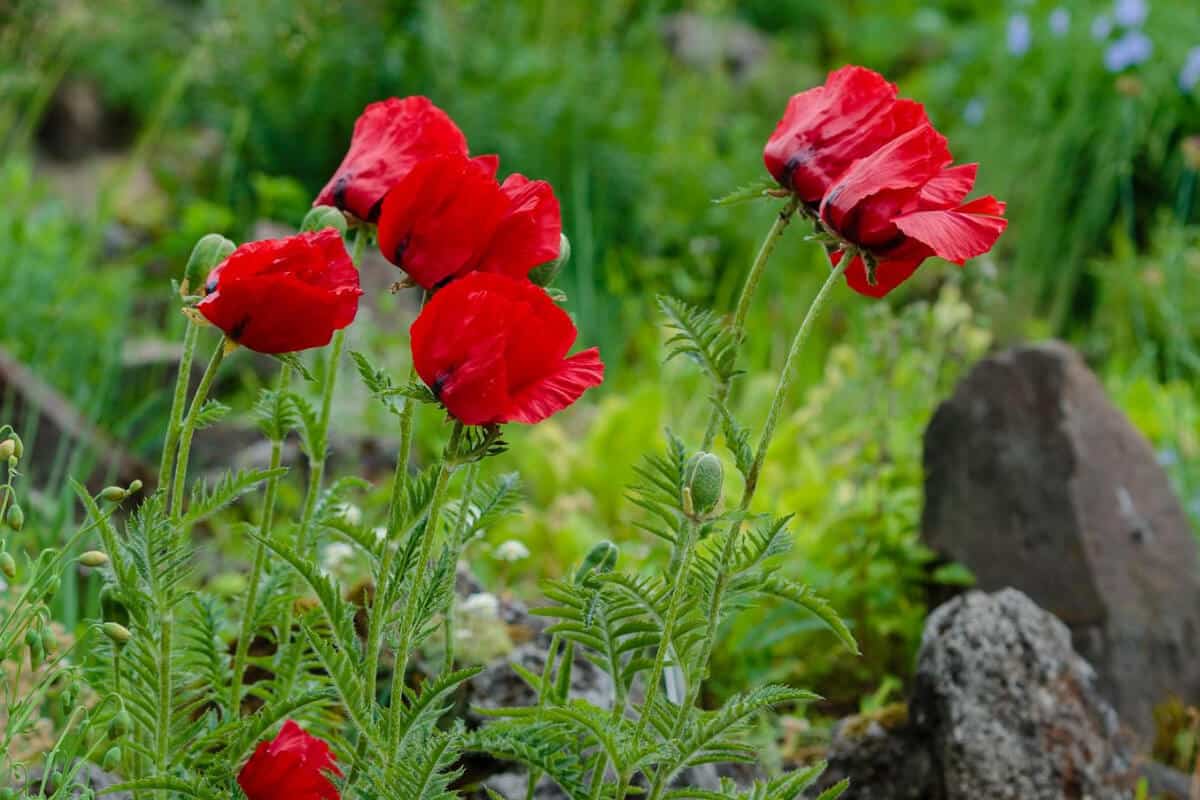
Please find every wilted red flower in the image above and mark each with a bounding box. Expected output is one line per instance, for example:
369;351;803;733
410;273;603;425
377;155;562;290
237;720;341;800
198;229;361;353
819;124;1007;297
314;96;468;222
763;65;930;204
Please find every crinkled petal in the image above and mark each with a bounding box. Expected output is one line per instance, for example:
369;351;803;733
507;348;605;424
893;196;1008;264
916;163;979;209
835;249;929;299
476;174;563;281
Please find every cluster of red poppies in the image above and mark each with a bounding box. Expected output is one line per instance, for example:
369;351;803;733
196;96;603;427
763;66;1007;297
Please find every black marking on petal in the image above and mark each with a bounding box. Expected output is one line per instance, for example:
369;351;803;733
332;173;351;210
393;236;410;266
431;372;449;400
432;273;457;290
204;277;218;295
230;314;251;341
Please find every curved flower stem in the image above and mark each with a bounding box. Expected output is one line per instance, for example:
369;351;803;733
701;197;800;450
635;517;699;744
442;459;480;673
229;365;292;715
387;421;465;754
168;336;227;518
158;319;199;490
649;254;849;800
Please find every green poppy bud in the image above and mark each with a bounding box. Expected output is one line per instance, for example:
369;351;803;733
100;486;128;503
24;628;40;649
128;479;143;495
6;503;23;531
43;576;60;602
0;440;14;462
9;436;22;460
529;233;571;287
102;745;122;771
575;540;618;584
109;708;132;738
100;584;130;626
182;233;236;297
41;626;57;654
79;550;110;568
684;452;724;517
102;622;132;646
28;637;44;670
0;551;15;579
301;205;349;236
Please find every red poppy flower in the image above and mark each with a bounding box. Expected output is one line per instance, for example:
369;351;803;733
237;720;341;800
763;65;930;204
410;273;603;425
377;155;562;289
197;229;361;353
819;124;1007;297
314;96;468;222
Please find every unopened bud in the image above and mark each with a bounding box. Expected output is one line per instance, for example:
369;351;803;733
575;540;618;584
5;504;23;531
102;745;122;771
128;479;143;495
109;708;132;738
684;452;724;516
100;486;128;503
102;622;132;646
529;233;571;287
0;440;14;461
79;550;110;568
182;233;236;297
0;551;15;579
24;628;41;650
27;631;44;670
7;436;22;460
301;206;348;236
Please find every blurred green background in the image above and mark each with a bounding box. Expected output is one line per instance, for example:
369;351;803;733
3;0;1200;736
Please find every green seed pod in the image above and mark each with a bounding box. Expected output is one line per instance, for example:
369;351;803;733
575;540;618;585
127;479;143;495
109;708;132;738
41;626;57;653
79;550;110;568
24;628;41;649
100;486;128;503
301;205;348;236
43;575;61;602
103;621;132;646
100;584;130;626
529;233;571;287
0;551;15;579
9;435;22;460
102;745;122;771
0;439;14;461
684;452;724;516
6;503;23;531
182;233;236;297
29;637;44;670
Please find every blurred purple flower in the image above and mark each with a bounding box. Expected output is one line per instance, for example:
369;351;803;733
1181;46;1200;91
1007;13;1032;56
1049;8;1071;37
1104;29;1153;72
1092;14;1113;40
963;98;986;126
1113;0;1149;27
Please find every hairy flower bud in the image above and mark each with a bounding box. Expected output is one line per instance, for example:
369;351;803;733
0;551;15;579
100;486;129;503
26;629;44;669
529;233;571;287
684;452;724;516
103;621;132;646
79;550;110;568
128;479;143;495
301;205;349;235
0;439;14;462
109;708;132;738
575;540;619;585
102;746;122;771
182;233;236;297
5;503;23;531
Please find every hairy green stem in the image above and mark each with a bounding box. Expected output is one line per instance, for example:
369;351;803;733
168;337;227;518
158;319;199;490
701;198;800;450
442;460;479;673
229;366;292;715
387;422;464;753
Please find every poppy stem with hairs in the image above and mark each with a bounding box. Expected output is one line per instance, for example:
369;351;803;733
648;252;852;800
701;196;801;451
229;364;292;716
158;319;200;491
443;459;480;673
387;420;465;754
169;335;228;519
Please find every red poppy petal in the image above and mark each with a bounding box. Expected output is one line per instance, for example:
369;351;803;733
502;280;577;391
506;348;604;424
820;123;951;230
315;96;468;221
200;275;356;353
917;163;978;209
472;154;500;179
477;174;562;281
892;200;1007;265
956;195;1007;216
835;250;928;298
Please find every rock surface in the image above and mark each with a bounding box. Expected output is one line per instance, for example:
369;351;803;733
819;590;1136;799
922;340;1200;741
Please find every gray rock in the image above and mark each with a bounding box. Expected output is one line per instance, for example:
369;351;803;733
913;590;1134;799
818;709;937;799
922;341;1200;742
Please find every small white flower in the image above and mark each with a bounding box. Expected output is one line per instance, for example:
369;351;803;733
1112;0;1148;28
322;542;356;571
1049;8;1071;37
494;539;531;562
963;98;986;127
333;503;363;526
1007;13;1032;56
460;592;500;616
373;526;388;543
1092;14;1113;40
1180;46;1200;91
